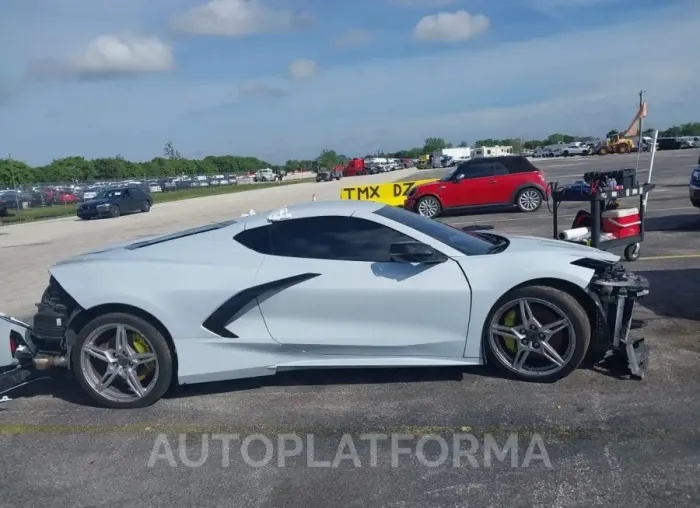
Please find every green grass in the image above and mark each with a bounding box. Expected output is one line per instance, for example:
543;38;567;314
0;178;313;226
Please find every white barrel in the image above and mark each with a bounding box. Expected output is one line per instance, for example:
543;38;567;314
558;227;590;241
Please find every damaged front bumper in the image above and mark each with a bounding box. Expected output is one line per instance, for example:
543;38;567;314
0;314;67;401
587;262;650;378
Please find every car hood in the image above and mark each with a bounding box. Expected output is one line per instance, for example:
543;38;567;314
497;233;620;262
81;198;111;206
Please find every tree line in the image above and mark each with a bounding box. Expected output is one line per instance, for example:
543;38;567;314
2;122;699;187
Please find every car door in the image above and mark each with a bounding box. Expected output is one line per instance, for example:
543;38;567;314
440;162;497;208
486;161;513;203
131;188;148;209
119;190;135;212
245;215;471;358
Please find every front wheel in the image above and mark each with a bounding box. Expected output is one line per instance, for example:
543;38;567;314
109;205;120;218
71;312;174;409
516;188;543;212
416;195;442;218
141;200;151;213
485;285;591;382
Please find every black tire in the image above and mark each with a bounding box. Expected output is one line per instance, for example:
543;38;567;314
624;243;640;261
141;200;151;213
109;205;120;218
515;187;543;212
484;285;591;382
416;195;442;218
71;312;174;409
563;151;570;157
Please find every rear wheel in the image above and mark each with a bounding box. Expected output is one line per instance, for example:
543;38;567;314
485;286;591;382
618;144;630;154
141;200;151;212
109;205;120;218
516;188;543;212
71;312;173;409
416;195;442;218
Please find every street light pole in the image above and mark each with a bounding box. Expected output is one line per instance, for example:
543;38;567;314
635;90;646;171
6;152;20;210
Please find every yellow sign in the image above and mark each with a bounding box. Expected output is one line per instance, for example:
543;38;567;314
339;179;438;207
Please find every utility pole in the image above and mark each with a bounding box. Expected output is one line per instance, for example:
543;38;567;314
6;152;20;211
635;90;646;171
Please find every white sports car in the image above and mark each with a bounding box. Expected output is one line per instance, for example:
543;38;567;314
0;201;649;409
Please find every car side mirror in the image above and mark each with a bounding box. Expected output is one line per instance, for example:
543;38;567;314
389;241;445;264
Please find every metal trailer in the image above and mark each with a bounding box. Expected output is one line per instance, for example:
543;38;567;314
551;183;656;261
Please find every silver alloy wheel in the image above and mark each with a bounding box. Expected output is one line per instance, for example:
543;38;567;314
417;197;440;218
488;297;576;377
80;323;159;403
518;189;541;211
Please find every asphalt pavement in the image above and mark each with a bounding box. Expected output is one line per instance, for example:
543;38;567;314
1;150;699;508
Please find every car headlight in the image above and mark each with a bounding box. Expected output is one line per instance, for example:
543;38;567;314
97;203;110;209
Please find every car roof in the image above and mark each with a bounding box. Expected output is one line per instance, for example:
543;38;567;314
239;200;384;228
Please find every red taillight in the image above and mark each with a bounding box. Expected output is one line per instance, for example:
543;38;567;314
9;333;17;357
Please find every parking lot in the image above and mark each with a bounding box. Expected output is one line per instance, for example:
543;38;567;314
1;151;699;508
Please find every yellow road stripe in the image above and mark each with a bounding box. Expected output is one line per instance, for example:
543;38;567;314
638;254;700;261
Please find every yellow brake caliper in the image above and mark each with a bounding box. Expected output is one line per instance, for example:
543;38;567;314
132;334;154;380
503;310;517;353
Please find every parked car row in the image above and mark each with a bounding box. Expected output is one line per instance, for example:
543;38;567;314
0;169;299;214
532;142;593;158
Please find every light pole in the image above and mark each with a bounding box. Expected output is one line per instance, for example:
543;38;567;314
635;90;646;171
6;152;20;210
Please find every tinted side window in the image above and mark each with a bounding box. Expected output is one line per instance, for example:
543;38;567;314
270;216;415;262
503;156;537;174
462;163;495;179
235;226;273;254
492;162;509;176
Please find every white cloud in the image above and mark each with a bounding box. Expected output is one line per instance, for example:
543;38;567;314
171;0;314;37
25;33;175;79
66;34;175;77
334;28;372;48
413;11;490;43
288;59;318;79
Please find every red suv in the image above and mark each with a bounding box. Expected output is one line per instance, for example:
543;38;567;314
404;156;548;218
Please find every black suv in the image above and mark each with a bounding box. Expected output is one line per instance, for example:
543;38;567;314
77;187;152;220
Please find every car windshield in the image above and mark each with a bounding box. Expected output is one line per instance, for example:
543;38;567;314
374;205;501;256
97;189;124;198
440;166;459;181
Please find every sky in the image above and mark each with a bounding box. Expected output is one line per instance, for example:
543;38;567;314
0;0;698;165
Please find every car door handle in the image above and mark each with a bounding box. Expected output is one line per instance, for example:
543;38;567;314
488;180;497;184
